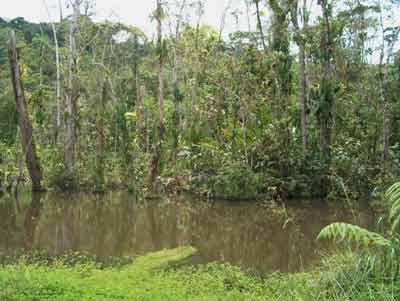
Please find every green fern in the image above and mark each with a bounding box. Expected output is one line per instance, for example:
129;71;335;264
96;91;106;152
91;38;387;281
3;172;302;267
318;182;400;248
386;182;400;232
317;223;390;248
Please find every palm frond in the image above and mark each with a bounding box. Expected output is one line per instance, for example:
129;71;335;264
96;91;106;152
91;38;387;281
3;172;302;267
317;223;390;248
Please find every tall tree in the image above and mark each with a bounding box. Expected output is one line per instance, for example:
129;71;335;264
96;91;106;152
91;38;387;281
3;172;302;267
254;0;267;51
65;0;81;181
317;0;335;161
170;0;187;160
8;30;44;192
268;0;292;176
148;0;166;193
43;0;61;142
290;0;308;152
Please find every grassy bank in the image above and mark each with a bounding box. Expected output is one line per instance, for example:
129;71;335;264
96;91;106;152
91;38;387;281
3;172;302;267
1;247;399;301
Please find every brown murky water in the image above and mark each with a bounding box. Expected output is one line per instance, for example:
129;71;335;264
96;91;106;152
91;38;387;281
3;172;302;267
0;191;374;273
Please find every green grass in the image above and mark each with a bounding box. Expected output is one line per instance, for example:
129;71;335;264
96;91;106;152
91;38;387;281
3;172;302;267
0;247;399;300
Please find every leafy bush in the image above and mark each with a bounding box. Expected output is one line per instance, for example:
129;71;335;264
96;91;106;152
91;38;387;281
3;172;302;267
41;146;76;190
211;165;263;200
189;140;231;174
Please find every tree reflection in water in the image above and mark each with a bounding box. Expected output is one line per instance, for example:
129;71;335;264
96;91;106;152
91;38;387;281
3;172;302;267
0;191;375;273
24;192;43;250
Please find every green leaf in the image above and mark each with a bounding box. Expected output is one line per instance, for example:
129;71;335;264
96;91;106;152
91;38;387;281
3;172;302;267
317;223;390;248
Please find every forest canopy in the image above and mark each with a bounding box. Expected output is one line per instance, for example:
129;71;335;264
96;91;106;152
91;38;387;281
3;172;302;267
0;0;399;200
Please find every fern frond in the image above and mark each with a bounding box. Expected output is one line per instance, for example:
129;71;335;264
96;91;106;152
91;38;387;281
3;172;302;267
317;223;390;248
391;215;400;233
385;182;400;230
386;182;400;204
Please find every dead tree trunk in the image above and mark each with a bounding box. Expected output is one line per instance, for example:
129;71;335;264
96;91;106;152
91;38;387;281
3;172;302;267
58;0;63;22
171;39;180;160
298;44;307;150
53;24;61;143
255;0;267;52
65;0;80;179
95;81;106;190
45;0;62;143
8;31;44;192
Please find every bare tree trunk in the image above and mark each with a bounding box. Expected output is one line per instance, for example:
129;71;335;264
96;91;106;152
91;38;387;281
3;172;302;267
255;0;267;51
43;0;62;142
148;0;165;193
59;0;63;22
172;40;179;160
65;0;80;179
53;25;61;142
96;81;106;190
218;0;232;41
8;31;44;192
299;44;307;150
245;0;252;32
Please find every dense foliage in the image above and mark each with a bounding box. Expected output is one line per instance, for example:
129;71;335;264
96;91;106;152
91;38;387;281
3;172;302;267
0;1;399;200
2;2;400;299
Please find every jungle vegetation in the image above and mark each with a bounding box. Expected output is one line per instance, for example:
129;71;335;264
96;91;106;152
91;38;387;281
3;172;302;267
0;0;399;200
1;1;400;300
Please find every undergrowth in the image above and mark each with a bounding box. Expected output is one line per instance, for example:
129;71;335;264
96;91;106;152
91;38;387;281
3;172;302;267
1;246;399;300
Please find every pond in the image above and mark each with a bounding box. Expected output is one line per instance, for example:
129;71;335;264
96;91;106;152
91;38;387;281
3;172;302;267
0;190;374;273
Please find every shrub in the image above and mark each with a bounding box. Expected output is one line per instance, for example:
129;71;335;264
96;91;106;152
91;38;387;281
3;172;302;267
41;146;76;190
212;165;263;200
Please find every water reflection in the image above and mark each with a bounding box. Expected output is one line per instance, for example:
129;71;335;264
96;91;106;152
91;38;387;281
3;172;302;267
23;193;42;249
0;191;374;273
0;194;18;252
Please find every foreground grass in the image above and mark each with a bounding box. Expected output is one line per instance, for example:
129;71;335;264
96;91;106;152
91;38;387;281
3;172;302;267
0;247;399;301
